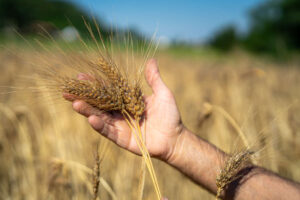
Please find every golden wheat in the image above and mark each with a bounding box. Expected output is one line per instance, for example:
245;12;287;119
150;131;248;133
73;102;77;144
92;150;101;200
216;150;254;199
2;32;300;199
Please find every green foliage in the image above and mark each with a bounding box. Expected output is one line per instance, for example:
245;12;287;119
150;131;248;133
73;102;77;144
209;0;300;56
0;0;109;38
209;25;238;52
244;0;300;54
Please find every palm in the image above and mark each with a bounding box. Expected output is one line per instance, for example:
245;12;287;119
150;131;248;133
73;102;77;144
105;91;181;157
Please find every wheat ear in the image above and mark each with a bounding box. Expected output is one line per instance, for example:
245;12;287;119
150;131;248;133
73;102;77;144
215;150;254;200
92;149;101;200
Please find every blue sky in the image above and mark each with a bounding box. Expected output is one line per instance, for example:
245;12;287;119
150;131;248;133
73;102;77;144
69;0;265;43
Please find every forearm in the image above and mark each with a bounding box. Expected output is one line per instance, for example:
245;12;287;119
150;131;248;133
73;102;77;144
229;167;300;200
165;128;300;199
166;128;226;193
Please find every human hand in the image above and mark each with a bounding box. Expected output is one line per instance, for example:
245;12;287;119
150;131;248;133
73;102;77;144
66;59;184;161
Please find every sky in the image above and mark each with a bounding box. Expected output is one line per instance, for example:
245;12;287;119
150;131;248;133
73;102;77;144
69;0;265;43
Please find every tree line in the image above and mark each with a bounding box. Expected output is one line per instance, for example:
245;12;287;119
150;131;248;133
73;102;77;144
209;0;300;55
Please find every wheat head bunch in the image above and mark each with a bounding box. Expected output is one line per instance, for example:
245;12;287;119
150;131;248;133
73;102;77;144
57;56;144;121
216;150;254;200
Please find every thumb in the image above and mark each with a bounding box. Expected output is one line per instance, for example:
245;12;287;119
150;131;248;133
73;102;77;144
145;59;170;96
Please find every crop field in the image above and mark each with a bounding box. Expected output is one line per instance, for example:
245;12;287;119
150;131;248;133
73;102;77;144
0;44;300;200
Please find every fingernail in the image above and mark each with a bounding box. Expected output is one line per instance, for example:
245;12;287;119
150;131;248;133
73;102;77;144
77;73;85;79
77;73;92;80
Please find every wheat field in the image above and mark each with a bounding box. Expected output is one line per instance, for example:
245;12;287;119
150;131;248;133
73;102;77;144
0;44;300;200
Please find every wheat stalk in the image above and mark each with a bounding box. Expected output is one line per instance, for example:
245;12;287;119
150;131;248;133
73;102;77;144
137;158;146;200
137;118;147;200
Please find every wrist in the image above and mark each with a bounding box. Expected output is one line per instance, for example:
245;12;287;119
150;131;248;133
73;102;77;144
162;125;189;164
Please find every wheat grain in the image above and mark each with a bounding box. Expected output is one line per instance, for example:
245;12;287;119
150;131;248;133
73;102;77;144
60;77;123;111
216;150;254;199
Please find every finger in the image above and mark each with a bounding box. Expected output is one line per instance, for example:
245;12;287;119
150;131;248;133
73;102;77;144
72;100;103;117
88;115;118;141
77;73;94;81
63;93;77;102
143;95;150;105
145;59;171;96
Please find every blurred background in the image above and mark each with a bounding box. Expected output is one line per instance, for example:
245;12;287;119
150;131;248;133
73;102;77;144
0;0;300;200
0;0;300;56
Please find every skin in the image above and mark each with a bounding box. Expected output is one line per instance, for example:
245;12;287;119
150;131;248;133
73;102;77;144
65;59;300;200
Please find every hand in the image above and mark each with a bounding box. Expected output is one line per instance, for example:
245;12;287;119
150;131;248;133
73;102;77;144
66;59;184;161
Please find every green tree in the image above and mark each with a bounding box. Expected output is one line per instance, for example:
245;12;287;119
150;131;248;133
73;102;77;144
209;25;239;51
0;0;109;37
244;0;300;54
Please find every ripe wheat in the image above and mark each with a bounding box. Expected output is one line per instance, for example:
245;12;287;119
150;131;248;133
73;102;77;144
58;56;144;120
216;150;254;199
